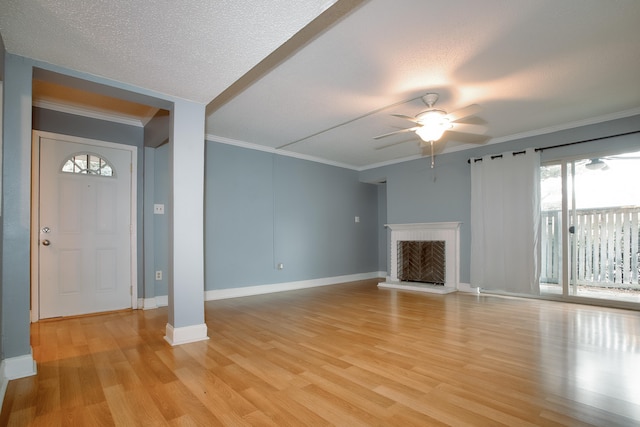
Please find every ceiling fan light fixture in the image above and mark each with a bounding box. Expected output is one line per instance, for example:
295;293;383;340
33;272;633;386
414;110;451;142
585;158;606;170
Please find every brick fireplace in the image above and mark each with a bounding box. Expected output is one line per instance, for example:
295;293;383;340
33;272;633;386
378;222;461;294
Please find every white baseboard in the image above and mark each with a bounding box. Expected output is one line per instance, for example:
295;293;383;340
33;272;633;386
2;351;37;380
140;295;169;310
0;350;38;408
140;272;386;309
164;323;209;346
204;271;385;301
457;282;479;293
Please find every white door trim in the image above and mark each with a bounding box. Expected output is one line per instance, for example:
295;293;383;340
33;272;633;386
30;130;138;322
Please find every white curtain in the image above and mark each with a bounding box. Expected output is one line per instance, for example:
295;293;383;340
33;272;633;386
470;148;541;294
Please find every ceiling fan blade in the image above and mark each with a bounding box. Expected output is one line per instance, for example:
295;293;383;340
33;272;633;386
450;122;487;135
446;104;481;122
603;156;640;160
440;130;490;145
373;126;419;140
375;138;416;150
391;114;420;123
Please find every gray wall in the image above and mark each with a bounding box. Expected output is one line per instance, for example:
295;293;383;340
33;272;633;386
153;143;170;296
32;107;146;295
2;53;33;359
360;114;640;284
377;184;387;272
143;147;156;301
0;36;4;363
203;141;380;290
0;34;4;363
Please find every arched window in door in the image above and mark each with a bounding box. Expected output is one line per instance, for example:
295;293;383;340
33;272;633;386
61;152;115;177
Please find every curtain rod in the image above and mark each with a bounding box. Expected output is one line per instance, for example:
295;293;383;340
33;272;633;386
467;129;640;164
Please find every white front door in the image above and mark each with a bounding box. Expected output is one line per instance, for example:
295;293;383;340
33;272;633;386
38;136;134;319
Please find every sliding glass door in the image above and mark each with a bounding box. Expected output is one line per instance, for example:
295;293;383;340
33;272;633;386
540;150;640;305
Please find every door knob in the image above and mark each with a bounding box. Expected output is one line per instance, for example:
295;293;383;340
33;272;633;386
42;239;51;246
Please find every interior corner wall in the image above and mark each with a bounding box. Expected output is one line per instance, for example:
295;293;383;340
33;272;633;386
32;107;145;294
153;143;169;297
360;114;640;284
143;146;156;302
377;183;387;272
272;155;378;281
204;141;379;291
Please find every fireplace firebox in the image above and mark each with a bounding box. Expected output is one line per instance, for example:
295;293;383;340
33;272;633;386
397;240;446;285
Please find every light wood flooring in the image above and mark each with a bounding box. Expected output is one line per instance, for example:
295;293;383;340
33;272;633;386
2;279;640;426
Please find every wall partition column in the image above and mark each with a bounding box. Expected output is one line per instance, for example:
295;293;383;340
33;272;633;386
165;99;209;345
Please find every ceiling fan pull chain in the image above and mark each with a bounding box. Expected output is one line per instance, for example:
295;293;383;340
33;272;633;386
430;140;435;168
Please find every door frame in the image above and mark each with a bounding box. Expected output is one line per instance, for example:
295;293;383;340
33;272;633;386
30;130;138;322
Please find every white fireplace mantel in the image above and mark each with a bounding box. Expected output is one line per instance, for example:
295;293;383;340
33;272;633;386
379;222;462;294
385;222;462;232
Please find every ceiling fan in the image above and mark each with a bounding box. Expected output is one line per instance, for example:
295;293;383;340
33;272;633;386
374;93;487;167
584;155;640;170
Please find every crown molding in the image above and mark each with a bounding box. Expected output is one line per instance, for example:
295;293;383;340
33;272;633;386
33;99;145;128
205;134;359;170
485;107;640;146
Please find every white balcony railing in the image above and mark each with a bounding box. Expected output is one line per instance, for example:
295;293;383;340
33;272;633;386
541;207;640;288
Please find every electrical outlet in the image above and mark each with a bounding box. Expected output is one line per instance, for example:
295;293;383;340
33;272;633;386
154;204;165;215
155;270;162;280
355;216;360;223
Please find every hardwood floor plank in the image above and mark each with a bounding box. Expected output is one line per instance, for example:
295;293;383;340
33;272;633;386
374;384;479;426
239;387;311;427
286;385;370;427
225;353;303;391
172;366;256;424
2;279;639;425
435;382;542;424
299;370;393;420
122;345;178;386
340;352;439;395
147;381;205;424
432;383;540;427
104;384;168;426
77;401;117;427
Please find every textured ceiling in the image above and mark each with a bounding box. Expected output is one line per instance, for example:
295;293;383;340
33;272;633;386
2;0;640;169
1;0;339;102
